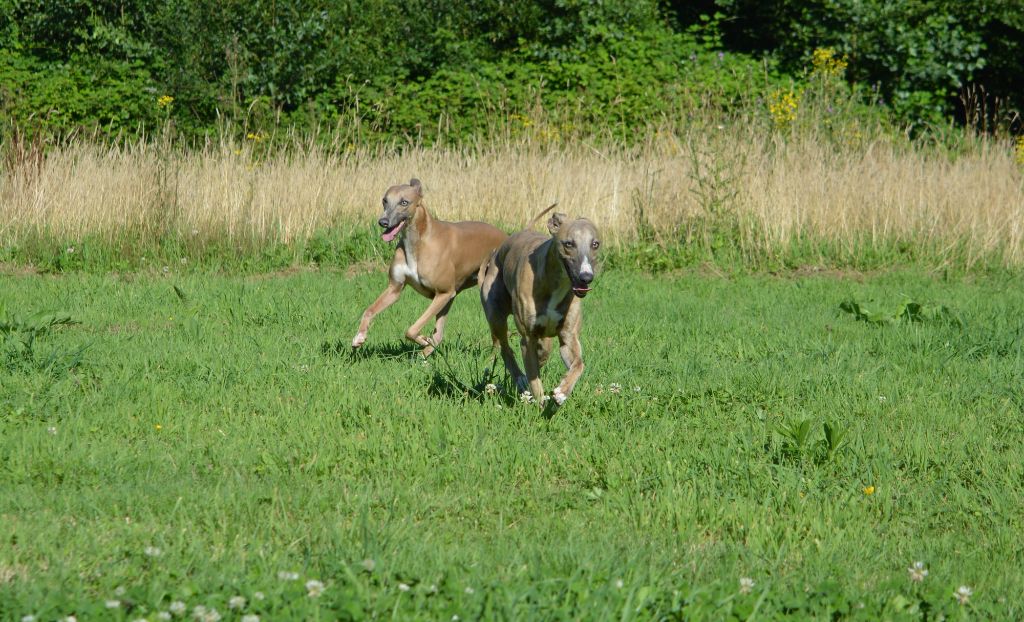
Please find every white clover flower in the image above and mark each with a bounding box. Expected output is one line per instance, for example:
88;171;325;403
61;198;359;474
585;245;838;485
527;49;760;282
614;579;624;589
398;583;410;592
47;426;57;435
306;579;325;597
169;601;186;616
106;600;122;609
66;247;75;254
191;605;207;619
114;586;126;596
464;586;474;595
484;383;497;394
908;561;928;582
452;616;460;621
157;613;172;621
241;616;260;622
362;558;376;572
132;618;149;622
277;570;299;581
252;591;265;601
633;386;641;392
203;610;221;622
228;596;246;610
144;546;162;557
739;577;755;594
21;615;37;622
63;617;78;622
954;585;972;605
609;383;622;394
520;391;534;404
428;584;438;593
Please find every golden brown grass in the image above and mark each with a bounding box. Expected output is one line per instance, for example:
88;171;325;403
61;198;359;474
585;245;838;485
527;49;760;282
2;124;1022;267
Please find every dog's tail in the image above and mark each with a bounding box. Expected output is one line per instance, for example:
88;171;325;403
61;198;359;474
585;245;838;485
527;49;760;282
524;201;559;230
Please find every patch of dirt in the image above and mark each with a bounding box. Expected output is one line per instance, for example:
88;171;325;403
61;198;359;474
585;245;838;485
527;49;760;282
107;322;141;335
0;262;40;276
344;259;385;277
0;564;29;584
245;265;318;280
770;264;870;281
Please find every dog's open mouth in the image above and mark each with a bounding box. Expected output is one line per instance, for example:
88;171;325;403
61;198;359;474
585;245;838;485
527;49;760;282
572;284;592;298
381;220;406;242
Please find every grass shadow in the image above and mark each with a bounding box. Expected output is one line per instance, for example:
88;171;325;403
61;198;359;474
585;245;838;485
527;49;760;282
320;339;421;361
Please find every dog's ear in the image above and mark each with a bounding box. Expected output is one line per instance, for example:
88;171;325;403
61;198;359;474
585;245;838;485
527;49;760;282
408;178;422;194
547;213;567;235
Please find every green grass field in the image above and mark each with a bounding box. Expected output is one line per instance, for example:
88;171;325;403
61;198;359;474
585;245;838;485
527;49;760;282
2;268;1023;620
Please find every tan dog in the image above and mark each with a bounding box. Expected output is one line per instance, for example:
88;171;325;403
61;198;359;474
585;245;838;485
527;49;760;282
479;205;601;405
352;178;508;357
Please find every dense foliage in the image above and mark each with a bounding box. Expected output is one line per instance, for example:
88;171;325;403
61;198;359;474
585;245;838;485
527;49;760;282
1;0;1021;141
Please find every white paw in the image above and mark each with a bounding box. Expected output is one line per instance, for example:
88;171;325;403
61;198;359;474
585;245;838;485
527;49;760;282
552;388;567;405
352;333;366;348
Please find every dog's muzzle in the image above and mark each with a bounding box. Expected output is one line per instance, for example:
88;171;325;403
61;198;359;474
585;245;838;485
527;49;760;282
571;271;594;298
380;218;406;242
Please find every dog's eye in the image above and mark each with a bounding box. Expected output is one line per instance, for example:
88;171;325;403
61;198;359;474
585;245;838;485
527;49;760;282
591;240;600;250
562;240;576;249
400;199;409;206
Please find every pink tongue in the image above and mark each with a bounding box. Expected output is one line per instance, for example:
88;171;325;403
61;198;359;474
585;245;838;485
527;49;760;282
381;220;406;242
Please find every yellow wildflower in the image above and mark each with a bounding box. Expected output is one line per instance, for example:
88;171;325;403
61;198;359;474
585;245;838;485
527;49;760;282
811;48;848;77
510;113;534;128
155;424;162;431
1015;136;1024;165
768;88;801;128
862;485;875;495
246;131;266;142
157;95;174;108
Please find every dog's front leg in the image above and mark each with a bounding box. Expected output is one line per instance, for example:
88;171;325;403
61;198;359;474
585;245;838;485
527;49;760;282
553;330;585;405
353;279;405;348
405;291;457;357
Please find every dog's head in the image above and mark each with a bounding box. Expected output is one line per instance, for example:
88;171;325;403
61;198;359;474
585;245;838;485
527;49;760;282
548;213;601;298
378;178;422;242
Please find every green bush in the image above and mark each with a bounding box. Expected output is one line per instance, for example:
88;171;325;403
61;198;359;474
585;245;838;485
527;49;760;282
682;0;1022;129
0;0;1019;143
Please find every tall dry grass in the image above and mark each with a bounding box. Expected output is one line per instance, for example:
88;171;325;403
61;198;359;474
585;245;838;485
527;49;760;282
2;124;1023;267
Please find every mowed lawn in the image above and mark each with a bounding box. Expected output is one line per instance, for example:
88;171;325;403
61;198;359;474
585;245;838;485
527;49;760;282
1;268;1023;620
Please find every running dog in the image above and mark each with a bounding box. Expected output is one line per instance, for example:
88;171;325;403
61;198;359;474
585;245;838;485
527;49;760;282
352;178;508;357
479;205;601;405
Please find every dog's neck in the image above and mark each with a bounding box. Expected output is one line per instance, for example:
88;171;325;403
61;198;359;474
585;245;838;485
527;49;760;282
541;238;574;302
402;202;432;249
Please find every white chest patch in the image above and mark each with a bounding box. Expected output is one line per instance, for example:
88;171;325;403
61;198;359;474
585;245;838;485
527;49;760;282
534;283;569;334
391;239;423;286
390;262;418;285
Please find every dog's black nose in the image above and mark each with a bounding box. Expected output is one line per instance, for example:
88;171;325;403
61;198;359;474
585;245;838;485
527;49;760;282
378;218;389;228
578;271;594;284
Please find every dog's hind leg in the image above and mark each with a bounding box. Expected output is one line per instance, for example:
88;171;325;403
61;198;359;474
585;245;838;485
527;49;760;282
353;279;404;348
405;291;457;357
523;336;546;403
429;296;456;351
491;320;526;391
537;337;554;367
